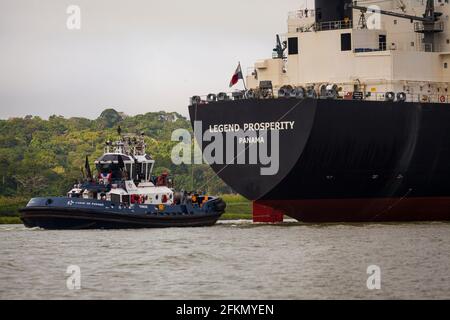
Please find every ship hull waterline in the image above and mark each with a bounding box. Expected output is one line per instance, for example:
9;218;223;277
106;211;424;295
189;98;450;222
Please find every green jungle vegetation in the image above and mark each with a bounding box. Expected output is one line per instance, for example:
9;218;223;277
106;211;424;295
0;109;252;223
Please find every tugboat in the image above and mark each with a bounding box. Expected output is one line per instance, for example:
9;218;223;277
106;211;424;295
20;132;226;230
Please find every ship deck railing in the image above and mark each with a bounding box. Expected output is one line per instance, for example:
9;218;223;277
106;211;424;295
313;20;353;31
358;92;450;104
190;91;450;105
414;21;445;34
288;9;316;20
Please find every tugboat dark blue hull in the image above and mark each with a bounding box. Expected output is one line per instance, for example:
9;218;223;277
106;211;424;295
20;197;226;230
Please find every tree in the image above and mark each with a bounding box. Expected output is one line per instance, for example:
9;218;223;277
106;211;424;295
0;110;230;197
14;174;48;196
97;109;123;129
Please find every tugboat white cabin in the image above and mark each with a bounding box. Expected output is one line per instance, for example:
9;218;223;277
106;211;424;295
67;133;174;206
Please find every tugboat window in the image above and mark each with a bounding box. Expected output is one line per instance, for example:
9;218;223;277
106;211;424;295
111;194;121;204
97;163;122;181
288;37;299;55
122;195;130;205
341;33;352;51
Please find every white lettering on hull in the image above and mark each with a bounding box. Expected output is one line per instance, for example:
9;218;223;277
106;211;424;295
208;121;295;134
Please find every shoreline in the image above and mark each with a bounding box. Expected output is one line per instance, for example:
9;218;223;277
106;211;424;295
0;214;252;225
0;217;22;225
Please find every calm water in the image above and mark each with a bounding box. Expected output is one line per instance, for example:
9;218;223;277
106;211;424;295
0;221;449;300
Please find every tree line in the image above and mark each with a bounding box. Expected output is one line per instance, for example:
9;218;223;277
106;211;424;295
0;108;233;198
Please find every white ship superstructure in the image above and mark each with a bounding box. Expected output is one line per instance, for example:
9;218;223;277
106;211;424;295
246;0;450;103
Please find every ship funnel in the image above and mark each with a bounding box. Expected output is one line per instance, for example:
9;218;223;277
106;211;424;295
315;0;353;25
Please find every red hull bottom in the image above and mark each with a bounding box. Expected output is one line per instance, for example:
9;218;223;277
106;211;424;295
253;202;285;223
253;198;450;223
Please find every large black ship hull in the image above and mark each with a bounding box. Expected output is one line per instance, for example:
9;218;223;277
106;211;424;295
189;98;450;222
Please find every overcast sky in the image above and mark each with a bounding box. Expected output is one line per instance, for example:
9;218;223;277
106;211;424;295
0;0;308;119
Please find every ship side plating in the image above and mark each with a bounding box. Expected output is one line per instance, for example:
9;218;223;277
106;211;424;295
190;98;450;222
189;0;450;222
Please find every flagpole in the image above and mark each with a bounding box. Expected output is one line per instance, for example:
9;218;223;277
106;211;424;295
239;61;248;91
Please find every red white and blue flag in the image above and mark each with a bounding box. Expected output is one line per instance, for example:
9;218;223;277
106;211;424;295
100;172;112;184
229;63;243;88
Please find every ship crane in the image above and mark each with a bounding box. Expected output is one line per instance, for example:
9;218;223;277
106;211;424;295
346;0;443;51
273;34;287;59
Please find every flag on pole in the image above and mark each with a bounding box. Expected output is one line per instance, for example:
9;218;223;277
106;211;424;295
229;63;244;88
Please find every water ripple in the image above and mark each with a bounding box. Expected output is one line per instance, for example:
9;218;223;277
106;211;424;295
0;222;449;299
